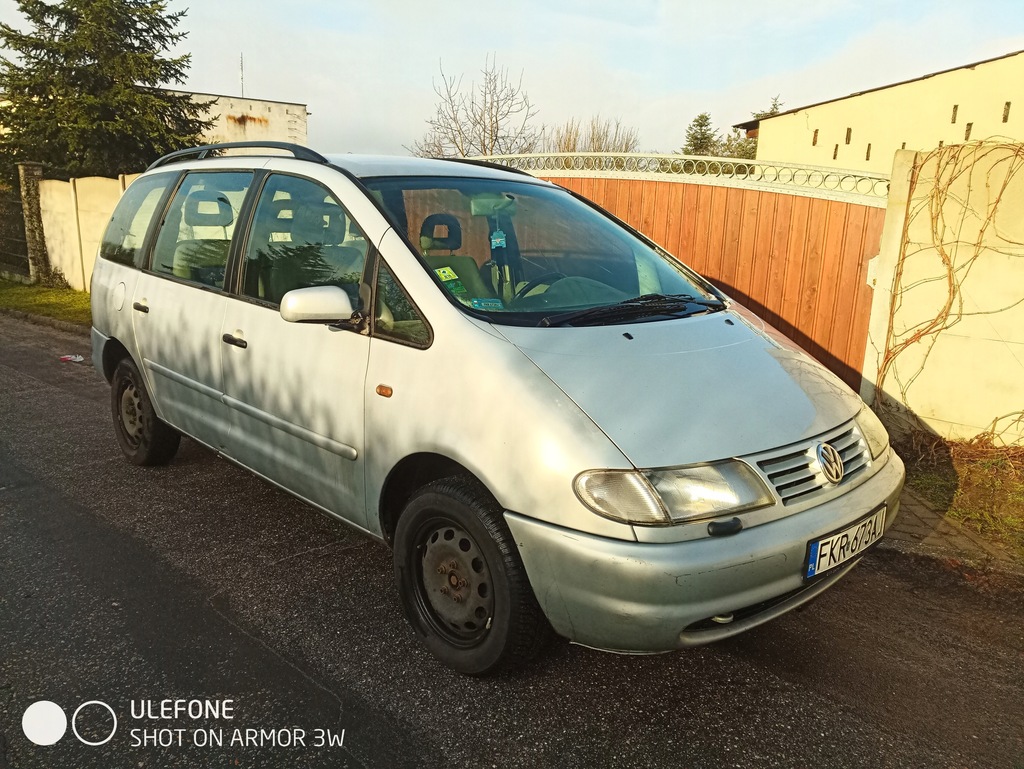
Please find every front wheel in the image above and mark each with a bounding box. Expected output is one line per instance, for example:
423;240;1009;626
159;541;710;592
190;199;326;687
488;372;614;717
110;357;181;466
393;477;551;675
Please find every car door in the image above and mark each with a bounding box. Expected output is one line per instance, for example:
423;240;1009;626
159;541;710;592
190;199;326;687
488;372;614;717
131;170;254;450
219;170;372;526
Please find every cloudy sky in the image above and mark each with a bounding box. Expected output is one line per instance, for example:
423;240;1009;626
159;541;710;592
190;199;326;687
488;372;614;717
2;0;1023;154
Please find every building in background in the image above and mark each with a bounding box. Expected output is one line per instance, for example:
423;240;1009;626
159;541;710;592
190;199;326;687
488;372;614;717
1;90;310;146
734;49;1023;173
171;90;310;146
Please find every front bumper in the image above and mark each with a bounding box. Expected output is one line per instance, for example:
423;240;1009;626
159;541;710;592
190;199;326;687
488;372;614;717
505;452;905;653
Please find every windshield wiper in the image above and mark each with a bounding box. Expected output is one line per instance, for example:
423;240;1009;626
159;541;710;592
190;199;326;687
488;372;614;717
539;293;725;327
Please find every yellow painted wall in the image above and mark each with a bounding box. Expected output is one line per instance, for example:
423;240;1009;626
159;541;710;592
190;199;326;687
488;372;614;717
757;52;1024;174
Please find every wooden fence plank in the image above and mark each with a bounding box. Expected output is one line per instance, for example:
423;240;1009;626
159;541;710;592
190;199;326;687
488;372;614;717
678;184;700;265
814;201;849;346
734;188;763;299
779;195;811;335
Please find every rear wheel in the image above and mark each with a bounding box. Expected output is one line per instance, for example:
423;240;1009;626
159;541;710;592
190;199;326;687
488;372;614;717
110;357;180;466
393;476;551;675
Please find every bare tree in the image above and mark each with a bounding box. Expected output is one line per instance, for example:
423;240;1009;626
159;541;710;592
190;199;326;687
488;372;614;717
545;115;640;153
411;56;541;158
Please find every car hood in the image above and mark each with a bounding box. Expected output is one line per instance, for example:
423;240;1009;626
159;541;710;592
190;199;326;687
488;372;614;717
495;309;862;468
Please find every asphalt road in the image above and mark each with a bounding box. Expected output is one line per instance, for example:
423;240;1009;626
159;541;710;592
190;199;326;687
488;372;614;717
1;313;1022;769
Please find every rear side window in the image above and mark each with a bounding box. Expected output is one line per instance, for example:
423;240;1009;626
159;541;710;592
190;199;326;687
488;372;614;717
99;173;175;267
150;172;253;288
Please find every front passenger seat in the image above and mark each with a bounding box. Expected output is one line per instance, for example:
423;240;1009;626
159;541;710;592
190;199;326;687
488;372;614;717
418;214;495;301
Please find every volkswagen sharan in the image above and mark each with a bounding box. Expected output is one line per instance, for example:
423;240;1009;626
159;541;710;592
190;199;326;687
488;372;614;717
91;142;905;675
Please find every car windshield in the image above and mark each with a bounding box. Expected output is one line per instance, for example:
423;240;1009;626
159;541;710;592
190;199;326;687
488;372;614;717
362;176;722;327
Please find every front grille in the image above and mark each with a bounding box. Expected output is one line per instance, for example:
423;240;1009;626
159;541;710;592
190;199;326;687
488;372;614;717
756;421;870;505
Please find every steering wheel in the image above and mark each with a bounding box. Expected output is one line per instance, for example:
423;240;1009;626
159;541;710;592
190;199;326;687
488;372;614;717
513;272;567;301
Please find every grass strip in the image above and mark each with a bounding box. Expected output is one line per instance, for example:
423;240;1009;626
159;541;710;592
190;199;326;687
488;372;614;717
0;279;91;326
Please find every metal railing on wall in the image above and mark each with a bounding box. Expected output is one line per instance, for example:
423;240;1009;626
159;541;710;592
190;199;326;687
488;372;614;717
474;152;891;206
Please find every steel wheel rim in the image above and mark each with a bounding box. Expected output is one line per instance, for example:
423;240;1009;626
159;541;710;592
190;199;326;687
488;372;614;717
118;381;144;447
415;517;494;646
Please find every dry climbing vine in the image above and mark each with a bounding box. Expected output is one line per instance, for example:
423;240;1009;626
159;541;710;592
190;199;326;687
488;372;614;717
873;141;1024;447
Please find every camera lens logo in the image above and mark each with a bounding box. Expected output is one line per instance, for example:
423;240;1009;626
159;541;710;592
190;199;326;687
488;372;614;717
22;700;117;746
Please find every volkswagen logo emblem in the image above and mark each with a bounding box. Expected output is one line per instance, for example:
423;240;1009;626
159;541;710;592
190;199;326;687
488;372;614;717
816;442;844;485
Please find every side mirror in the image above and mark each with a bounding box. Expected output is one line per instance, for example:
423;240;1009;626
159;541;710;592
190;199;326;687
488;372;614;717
279;285;355;323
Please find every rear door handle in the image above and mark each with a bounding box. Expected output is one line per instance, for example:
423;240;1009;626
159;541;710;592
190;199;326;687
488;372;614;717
132;301;149;314
222;333;248;349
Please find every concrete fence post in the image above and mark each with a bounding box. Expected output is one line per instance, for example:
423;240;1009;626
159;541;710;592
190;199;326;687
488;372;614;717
17;161;50;283
859;149;919;409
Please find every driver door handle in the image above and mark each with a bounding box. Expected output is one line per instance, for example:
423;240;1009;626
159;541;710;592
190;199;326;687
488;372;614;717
222;333;248;349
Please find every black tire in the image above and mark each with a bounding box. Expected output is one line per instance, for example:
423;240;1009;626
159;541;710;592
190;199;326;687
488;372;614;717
393;476;552;676
110;357;180;466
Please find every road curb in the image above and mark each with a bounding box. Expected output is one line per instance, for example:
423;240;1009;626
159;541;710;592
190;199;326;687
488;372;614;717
0;307;90;337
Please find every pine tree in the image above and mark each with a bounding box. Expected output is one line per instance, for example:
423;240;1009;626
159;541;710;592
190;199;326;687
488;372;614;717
0;0;212;180
681;112;720;156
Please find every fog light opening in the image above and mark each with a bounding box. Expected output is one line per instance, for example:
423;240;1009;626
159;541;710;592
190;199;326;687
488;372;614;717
711;613;734;625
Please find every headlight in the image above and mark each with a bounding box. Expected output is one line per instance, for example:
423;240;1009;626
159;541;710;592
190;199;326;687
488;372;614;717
855;407;890;459
574;460;774;526
574;470;669;525
645;461;774;523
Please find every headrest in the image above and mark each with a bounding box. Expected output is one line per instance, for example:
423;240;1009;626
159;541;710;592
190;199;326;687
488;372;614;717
183;190;233;227
325;211;347;243
419;213;461;251
291;206;328;245
268;197;294;220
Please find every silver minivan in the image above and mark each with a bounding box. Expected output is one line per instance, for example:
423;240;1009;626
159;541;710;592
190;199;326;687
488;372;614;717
91;142;905;675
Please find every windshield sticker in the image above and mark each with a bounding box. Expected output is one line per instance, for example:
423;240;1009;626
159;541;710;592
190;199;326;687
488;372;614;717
434;267;459;282
443;279;468;296
470;298;505;311
490;230;506;249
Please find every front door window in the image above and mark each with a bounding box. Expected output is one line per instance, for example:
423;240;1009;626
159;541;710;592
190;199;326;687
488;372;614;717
240;174;369;308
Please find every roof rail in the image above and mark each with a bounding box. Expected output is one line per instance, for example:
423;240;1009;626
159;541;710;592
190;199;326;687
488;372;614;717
441;156;534;177
147;141;329;171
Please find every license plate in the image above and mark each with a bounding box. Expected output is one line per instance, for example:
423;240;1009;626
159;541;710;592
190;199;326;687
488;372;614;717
804;506;886;580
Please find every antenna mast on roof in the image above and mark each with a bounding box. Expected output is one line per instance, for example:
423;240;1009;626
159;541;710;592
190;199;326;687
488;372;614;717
240;53;245;97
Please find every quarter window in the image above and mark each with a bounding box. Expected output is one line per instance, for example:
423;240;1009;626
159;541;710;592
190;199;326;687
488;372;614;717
374;260;430;347
241;174;368;307
100;173;175;267
150;172;253;288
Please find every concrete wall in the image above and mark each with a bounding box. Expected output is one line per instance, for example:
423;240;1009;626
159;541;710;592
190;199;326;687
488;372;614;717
861;143;1024;445
756;51;1023;174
